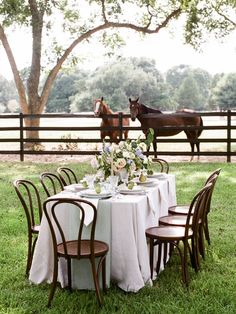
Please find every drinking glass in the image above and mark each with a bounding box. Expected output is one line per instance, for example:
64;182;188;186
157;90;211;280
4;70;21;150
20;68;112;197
109;175;119;196
119;169;129;187
84;174;95;189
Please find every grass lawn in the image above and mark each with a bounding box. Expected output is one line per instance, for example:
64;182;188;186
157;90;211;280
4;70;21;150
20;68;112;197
0;161;236;313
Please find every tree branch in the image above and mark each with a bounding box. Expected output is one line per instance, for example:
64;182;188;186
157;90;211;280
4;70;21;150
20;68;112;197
0;24;28;112
214;6;236;27
40;7;182;110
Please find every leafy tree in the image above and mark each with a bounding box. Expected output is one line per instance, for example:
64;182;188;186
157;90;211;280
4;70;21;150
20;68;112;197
70;57;173;112
0;75;18;112
0;0;183;144
211;73;236;110
175;74;202;109
46;71;87;113
1;1;235;144
166;65;212;110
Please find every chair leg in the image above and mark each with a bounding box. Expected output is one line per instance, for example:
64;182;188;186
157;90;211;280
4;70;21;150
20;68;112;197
102;257;106;292
67;258;72;291
90;259;103;306
204;217;211;245
26;234;33;276
156;243;162;275
198;225;205;259
149;238;154;279
182;240;189;286
47;257;58;308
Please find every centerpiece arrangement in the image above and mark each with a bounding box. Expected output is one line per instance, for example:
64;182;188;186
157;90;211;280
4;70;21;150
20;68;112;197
91;131;154;183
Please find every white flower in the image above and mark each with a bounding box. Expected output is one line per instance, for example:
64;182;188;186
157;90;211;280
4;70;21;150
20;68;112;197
139;142;147;151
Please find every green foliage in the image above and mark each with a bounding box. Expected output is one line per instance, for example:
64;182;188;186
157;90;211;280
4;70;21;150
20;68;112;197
0;75;18;112
211;73;236;110
46;71;86;113
70;57;173;112
0;161;236;313
166;64;212;110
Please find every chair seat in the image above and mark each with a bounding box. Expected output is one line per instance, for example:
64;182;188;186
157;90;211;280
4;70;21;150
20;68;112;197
57;240;109;258
146;226;193;241
159;214;193;227
168;205;189;215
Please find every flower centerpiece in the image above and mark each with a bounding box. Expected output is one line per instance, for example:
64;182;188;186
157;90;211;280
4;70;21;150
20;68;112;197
91;135;153;180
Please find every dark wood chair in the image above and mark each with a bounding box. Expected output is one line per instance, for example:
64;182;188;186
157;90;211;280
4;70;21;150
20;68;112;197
13;179;42;276
39;172;64;197
152;158;169;173
146;183;212;285
168;168;221;247
43;197;109;307
158;172;219;269
57;166;78;186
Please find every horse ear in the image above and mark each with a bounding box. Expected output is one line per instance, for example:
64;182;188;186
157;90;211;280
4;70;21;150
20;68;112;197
129;98;131;103
101;97;103;101
136;97;139;102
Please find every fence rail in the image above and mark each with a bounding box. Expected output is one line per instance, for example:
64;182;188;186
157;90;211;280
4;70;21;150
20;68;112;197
0;111;236;162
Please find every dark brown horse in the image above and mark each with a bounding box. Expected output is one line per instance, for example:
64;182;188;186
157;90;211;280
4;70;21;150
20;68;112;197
94;97;129;143
129;98;203;160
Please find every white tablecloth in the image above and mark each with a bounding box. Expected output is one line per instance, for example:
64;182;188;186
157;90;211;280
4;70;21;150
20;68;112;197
29;174;176;292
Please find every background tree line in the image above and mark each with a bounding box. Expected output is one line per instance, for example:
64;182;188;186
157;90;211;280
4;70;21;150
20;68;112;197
1;57;236;114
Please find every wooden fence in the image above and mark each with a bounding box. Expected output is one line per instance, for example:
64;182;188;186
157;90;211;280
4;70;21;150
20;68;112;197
0;111;236;162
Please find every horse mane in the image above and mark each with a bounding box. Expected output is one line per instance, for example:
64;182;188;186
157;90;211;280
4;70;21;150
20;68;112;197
140;103;162;114
100;98;114;114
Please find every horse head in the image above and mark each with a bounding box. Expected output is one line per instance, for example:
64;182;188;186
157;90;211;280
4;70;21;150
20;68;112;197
129;97;140;121
94;97;104;117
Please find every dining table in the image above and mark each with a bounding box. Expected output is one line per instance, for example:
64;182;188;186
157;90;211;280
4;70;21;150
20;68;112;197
29;173;176;293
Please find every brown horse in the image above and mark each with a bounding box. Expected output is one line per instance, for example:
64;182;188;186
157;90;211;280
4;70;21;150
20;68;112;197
94;97;129;143
129;98;203;161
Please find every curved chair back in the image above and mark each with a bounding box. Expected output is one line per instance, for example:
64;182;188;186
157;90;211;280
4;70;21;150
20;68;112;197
57;166;78;186
43;197;108;306
13;179;42;275
152;158;169;173
40;172;64;197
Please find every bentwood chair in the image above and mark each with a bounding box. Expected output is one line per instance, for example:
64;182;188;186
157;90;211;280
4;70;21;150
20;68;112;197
13;179;42;276
39;172;64;197
43;197;109;307
158;173;218;270
152;158;169;174
57;166;78;186
168;168;221;247
146;183;212;285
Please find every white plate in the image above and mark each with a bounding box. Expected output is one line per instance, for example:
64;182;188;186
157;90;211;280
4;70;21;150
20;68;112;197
132;177;159;186
79;189;112;199
147;173;168;180
119;188;146;195
64;184;87;192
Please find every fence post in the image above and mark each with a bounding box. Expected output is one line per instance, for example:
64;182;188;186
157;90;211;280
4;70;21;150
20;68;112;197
19;113;24;162
118;112;123;141
227;110;231;163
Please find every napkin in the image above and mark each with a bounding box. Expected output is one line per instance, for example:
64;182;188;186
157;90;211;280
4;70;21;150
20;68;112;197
47;191;99;227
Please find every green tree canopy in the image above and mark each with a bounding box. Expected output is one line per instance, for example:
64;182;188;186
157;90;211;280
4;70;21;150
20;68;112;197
70;57;173;112
211;73;236;110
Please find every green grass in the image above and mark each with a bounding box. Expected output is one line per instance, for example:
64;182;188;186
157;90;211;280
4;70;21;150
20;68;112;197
0;161;236;313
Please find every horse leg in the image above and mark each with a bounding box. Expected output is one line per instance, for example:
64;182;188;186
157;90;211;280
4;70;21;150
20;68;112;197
185;132;194;161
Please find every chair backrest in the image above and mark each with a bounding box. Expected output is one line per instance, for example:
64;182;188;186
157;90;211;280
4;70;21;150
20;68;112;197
152;158;169;174
43;197;97;257
185;182;214;237
13;179;42;230
57;167;78;186
40;172;64;197
204;168;221;214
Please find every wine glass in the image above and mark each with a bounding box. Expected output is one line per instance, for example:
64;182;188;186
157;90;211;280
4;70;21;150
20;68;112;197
108;175;119;197
119;169;129;187
84;174;95;189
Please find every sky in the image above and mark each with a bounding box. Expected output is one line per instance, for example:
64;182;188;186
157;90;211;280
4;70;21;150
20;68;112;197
1;21;236;80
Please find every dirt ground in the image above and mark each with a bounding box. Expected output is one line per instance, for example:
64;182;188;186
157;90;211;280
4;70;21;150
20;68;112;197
0;153;233;164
